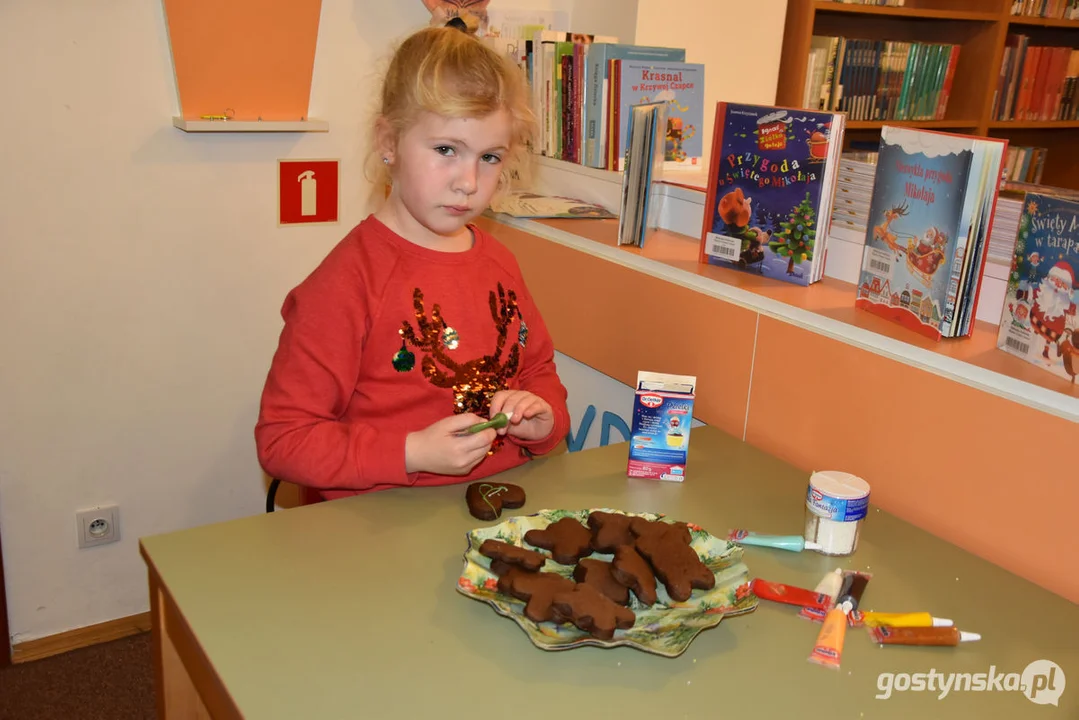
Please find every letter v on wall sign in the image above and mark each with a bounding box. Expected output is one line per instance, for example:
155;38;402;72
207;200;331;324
279;159;339;225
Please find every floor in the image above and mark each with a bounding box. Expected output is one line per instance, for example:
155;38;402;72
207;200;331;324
0;632;154;720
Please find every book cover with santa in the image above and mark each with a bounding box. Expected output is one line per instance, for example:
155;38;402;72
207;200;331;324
997;192;1079;384
855;126;1007;341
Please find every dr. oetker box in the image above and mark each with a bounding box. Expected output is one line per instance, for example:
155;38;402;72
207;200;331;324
627;371;697;481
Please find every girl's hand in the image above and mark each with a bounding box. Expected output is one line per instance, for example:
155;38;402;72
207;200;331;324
489;390;555;442
405;414;496;476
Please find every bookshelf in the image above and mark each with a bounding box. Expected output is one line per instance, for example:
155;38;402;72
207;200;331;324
776;0;1079;190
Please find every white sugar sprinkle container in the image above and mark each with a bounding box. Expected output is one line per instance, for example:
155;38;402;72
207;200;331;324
804;471;871;556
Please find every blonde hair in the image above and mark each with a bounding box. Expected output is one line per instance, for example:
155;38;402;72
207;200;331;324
372;27;535;190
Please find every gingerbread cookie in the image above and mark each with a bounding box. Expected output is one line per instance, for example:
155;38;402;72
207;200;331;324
466;482;526;521
586;511;636;553
551;583;636;640
479;539;546;572
610;544;658;606
630;518;714;602
524;517;593;565
488;558;515;576
573;558;630;606
497;568;576;623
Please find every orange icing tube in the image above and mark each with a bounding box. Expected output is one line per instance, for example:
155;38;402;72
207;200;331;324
808;606;848;669
869;626;981;646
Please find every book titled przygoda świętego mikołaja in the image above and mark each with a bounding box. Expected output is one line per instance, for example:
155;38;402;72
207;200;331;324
698;103;846;286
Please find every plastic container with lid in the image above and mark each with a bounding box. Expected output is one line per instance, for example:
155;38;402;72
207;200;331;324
804;470;871;556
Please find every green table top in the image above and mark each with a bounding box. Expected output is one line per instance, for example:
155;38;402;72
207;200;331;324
140;427;1078;719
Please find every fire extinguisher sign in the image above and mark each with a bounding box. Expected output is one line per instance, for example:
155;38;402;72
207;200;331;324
278;159;339;225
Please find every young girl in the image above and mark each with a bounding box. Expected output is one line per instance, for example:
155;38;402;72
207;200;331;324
255;25;570;500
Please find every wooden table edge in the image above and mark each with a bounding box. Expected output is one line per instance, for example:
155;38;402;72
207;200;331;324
141;541;244;720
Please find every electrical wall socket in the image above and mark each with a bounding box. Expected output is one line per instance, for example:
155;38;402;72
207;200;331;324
76;505;120;549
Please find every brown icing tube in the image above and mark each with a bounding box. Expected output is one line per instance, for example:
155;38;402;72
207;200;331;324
869;626;981;646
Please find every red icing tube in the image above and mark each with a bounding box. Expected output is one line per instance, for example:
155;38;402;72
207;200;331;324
751;578;833;611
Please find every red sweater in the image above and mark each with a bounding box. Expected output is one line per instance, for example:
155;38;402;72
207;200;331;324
255;216;570;499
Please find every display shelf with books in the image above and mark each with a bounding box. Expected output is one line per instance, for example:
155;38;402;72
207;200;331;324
778;0;1079;191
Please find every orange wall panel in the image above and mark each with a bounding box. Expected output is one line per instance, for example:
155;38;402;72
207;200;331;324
493;221;758;439
747;315;1079;603
163;0;322;120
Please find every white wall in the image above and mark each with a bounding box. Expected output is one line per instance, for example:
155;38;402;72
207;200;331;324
0;0;787;644
635;0;788;174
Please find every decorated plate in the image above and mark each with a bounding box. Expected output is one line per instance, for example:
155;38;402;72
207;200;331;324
456;508;758;657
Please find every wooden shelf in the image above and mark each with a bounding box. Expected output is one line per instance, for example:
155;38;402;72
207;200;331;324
171;117;329;133
1007;15;1079;28
812;2;999;22
987;119;1079;129
846;119;980;129
778;0;1079;190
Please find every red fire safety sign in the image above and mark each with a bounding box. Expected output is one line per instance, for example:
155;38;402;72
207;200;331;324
279;159;339;225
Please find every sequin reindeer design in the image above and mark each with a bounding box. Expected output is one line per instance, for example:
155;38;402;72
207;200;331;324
398;283;522;418
873;202;910;257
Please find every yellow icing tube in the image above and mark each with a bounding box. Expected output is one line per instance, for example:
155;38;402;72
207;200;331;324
863;611;953;628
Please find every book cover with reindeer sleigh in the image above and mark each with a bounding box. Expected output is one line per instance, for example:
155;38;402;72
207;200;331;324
698;103;846;286
855;126;1007;341
996;192;1079;384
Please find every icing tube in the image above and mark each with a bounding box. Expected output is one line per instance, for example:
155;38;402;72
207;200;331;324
750;579;832;610
728;529;823;552
836;570;872;613
808;607;848;669
460;412;512;435
869;626;981;646
813;568;845;602
862;612;953;628
802;569;867;626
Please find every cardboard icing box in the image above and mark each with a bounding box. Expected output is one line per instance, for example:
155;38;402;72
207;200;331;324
627;371;697;481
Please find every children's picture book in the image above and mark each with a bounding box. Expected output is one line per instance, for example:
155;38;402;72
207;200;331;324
583;43;686;169
490;190;615;219
855;126;1007;341
617;101;667;247
613;60;704;171
698;103;847;286
997;191;1079;383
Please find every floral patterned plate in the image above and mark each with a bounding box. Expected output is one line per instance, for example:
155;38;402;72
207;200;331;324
456;508;758;657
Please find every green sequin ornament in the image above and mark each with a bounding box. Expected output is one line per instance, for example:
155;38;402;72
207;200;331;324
518;320;528;348
392;341;415;372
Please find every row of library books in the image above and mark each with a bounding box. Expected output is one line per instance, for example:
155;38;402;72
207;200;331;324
1005;145;1048;184
992;38;1079;122
805;37;959;122
522;32;705;172
690;102;1077;381
1010;0;1079;18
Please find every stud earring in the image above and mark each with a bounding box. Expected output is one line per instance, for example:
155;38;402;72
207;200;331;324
382;157;390;165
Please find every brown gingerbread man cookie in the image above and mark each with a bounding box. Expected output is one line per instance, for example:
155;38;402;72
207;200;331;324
586;511;636;553
524;517;594;565
497;568;576;623
630;517;714;602
466;482;526;521
551;583;636;640
610;544;658;606
479;539;546;572
573;558;630;606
